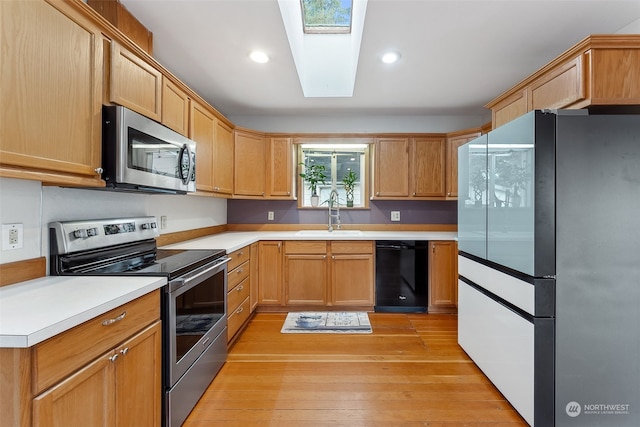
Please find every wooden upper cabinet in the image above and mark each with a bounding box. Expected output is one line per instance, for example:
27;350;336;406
491;89;528;130
213;120;234;195
0;0;104;186
373;138;410;198
411;137;445;197
162;79;190;136
487;35;640;129
110;41;162;121
267;137;293;198
445;130;481;199
190;100;215;192
234;129;266;197
529;54;585;111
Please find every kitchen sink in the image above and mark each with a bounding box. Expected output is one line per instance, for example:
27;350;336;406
295;230;364;236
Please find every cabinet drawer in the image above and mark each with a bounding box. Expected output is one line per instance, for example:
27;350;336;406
285;240;327;254
228;260;250;290
227;296;250;341
227;276;250;312
32;291;160;394
227;246;250;271
331;241;374;254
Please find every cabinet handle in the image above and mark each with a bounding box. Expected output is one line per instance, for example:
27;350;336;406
120;347;129;356
102;311;126;326
413;192;416;196
332;255;335;260
432;244;435;253
447;192;451;196
237;268;244;274
236;306;244;314
278;242;281;252
237;285;244;292
94;167;104;174
109;354;119;363
239;251;244;256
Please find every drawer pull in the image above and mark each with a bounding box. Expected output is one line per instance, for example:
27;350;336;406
109;354;119;363
120;347;129;356
237;268;244;274
102;311;127;326
236;306;244;314
237;285;244;292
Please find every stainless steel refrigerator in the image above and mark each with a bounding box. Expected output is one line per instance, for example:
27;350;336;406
457;110;640;427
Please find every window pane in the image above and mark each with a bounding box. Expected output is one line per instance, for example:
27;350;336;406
301;0;353;34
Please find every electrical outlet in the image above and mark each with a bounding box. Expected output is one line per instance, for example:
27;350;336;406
391;211;400;222
2;223;23;250
268;211;275;221
160;216;167;230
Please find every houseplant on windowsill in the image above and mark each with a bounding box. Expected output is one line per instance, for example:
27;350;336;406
342;169;357;207
299;162;327;207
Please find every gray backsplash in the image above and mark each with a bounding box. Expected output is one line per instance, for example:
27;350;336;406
227;199;457;225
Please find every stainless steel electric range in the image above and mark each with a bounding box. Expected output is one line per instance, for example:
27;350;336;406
49;216;229;427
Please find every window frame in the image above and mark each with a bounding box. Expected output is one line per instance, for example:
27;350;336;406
295;138;372;209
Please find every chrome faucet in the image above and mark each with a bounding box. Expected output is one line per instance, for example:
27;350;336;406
328;189;340;231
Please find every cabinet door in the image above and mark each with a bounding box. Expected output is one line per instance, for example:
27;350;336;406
234;130;266;197
428;241;458;313
213;120;234;195
110;41;162;121
32;352;115;427
190;100;215;192
162;79;189;136
268;137;293;198
446;132;481;198
115;322;162;427
331;254;374;306
250;242;259;311
258;241;283;305
373;138;410;198
412;137;445;197
285;254;328;305
0;0;103;185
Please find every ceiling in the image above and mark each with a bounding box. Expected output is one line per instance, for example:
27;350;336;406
120;0;640;125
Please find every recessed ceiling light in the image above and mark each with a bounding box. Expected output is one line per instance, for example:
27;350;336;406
381;51;401;64
249;51;269;63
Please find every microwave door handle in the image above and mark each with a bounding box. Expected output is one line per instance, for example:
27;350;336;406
178;143;193;185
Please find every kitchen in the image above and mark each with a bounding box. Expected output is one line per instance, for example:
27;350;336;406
1;0;640;426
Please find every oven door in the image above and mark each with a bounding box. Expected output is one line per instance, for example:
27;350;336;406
165;256;229;386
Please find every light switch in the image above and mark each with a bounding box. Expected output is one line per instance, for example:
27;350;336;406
268;211;275;221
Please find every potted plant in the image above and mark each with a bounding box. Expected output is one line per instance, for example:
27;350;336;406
342;169;357;207
299;162;327;206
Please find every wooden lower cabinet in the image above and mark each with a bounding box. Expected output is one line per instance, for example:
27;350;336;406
258;241;283;305
33;321;161;427
330;241;374;306
284;241;328;305
428;241;458;313
227;245;252;342
257;240;375;310
0;292;161;426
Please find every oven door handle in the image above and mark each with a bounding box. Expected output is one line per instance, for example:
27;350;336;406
169;257;230;293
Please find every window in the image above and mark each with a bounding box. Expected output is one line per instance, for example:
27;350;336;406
298;143;369;208
300;0;353;34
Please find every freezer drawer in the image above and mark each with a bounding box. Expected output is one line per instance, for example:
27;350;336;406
458;279;554;427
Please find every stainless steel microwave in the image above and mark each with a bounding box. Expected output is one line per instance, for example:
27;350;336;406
101;105;196;194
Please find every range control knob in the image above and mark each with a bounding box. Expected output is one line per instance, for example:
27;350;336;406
141;223;150;230
72;229;87;239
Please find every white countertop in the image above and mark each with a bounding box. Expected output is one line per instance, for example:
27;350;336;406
0;275;166;348
163;230;458;253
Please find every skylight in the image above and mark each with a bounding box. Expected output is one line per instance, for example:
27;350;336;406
278;0;368;98
301;0;353;34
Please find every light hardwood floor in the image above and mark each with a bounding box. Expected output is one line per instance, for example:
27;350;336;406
184;312;528;427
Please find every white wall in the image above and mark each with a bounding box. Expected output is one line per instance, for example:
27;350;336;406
617;18;640;34
0;177;227;267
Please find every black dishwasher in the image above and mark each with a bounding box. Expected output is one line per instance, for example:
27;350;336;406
375;241;428;312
